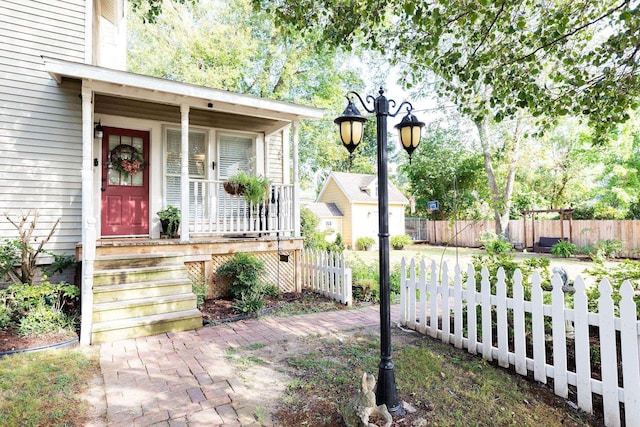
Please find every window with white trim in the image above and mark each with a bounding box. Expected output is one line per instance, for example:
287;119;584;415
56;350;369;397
164;129;207;210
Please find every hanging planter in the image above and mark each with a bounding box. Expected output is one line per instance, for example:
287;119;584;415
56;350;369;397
223;172;270;204
110;144;146;177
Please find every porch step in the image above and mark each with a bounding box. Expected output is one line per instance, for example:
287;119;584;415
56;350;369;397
93;265;190;286
94;253;184;270
92;278;193;303
92;293;197;323
91;253;202;344
91;310;203;344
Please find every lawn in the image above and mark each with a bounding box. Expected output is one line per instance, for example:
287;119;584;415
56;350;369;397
350;243;610;287
226;328;605;426
0;348;101;426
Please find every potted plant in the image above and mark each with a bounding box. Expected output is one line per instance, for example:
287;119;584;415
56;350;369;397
157;205;180;238
224;172;270;205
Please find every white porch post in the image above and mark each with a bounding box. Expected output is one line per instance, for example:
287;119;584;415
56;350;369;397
80;84;96;346
180;104;190;242
292;120;301;237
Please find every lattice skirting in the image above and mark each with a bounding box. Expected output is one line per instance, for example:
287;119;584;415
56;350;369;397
208;251;296;298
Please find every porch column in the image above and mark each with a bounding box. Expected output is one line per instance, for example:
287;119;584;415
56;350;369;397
292;120;301;237
180;104;190;242
80;83;96;346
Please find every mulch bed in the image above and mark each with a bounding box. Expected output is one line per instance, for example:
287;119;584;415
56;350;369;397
0;329;78;353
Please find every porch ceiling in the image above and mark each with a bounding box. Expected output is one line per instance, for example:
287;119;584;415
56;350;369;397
95;95;280;133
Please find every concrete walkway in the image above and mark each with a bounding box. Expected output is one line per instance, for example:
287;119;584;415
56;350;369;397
96;304;401;426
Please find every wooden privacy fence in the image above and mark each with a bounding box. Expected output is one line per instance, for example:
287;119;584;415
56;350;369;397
399;259;640;427
416;219;640;257
301;249;352;306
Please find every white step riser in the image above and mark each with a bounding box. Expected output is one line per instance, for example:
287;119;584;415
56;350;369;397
93;283;193;304
93;267;188;286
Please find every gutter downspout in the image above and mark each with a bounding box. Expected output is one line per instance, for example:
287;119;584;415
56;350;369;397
80;84;96;346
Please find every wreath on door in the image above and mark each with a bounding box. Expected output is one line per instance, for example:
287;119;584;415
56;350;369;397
110;144;146;177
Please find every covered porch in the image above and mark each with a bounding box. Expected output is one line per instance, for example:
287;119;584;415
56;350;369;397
44;57;323;344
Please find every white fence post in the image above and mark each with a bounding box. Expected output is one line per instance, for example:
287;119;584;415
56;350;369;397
619;281;640;427
599;278;621;427
512;269;527;376
573;275;593;414
551;273;568;398
531;271;546;384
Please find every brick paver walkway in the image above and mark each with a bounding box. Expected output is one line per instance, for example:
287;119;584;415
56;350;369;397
97;304;401;426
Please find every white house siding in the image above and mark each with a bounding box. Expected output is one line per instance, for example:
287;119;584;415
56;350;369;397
0;0;86;257
267;131;284;184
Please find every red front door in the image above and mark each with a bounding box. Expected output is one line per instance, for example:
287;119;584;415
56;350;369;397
101;127;150;236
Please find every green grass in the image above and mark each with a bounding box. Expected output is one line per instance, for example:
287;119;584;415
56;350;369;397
0;348;100;426
269;332;602;426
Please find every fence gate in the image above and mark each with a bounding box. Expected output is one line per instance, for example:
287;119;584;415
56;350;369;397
405;217;430;241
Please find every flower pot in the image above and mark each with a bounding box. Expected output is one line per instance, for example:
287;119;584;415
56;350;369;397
161;219;180;238
223;182;245;195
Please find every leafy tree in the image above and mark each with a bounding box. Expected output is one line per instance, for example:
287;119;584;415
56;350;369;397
254;0;640;237
401;123;486;219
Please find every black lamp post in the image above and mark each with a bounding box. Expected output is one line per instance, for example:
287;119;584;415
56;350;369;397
334;88;424;414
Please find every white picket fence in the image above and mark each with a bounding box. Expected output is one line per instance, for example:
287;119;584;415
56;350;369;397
399;259;640;427
301;249;352;305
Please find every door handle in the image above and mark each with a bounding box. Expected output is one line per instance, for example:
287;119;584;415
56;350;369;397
101;187;106;192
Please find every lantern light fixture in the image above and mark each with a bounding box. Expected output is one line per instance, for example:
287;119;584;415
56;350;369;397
94;121;104;139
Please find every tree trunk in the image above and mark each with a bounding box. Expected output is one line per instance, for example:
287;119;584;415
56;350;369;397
475;117;519;238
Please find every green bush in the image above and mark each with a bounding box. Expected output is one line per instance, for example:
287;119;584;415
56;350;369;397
551;240;578;258
232;291;266;314
596;239;623;259
18;304;75;337
217;252;275;314
355;236;376;251
0;280;80;334
477;232;512;254
390;234;412;250
583;259;640;317
217;253;265;300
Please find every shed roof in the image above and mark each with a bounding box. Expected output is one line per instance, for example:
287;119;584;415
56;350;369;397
319;172;409;205
304;202;343;218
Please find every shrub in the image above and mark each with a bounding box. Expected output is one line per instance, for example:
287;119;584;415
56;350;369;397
390;235;412;250
355;236;375;251
477;231;512;255
551;240;578;258
217;253;266;300
18;304;75;336
326;233;345;253
232;291;266;314
582;259;640;317
596;239;623;259
217;252;274;315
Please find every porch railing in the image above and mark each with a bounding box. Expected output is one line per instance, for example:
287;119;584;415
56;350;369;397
189;179;294;236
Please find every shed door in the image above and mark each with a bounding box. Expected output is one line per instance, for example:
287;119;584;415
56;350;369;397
101;127;150;236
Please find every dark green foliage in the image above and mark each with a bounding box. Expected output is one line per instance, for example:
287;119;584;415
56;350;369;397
0;280;80;334
232;291;266;314
550;240;578;258
217;252;273;315
43;253;77;277
217;253;266;300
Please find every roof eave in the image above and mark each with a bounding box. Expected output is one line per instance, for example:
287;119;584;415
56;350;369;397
43;57;325;121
